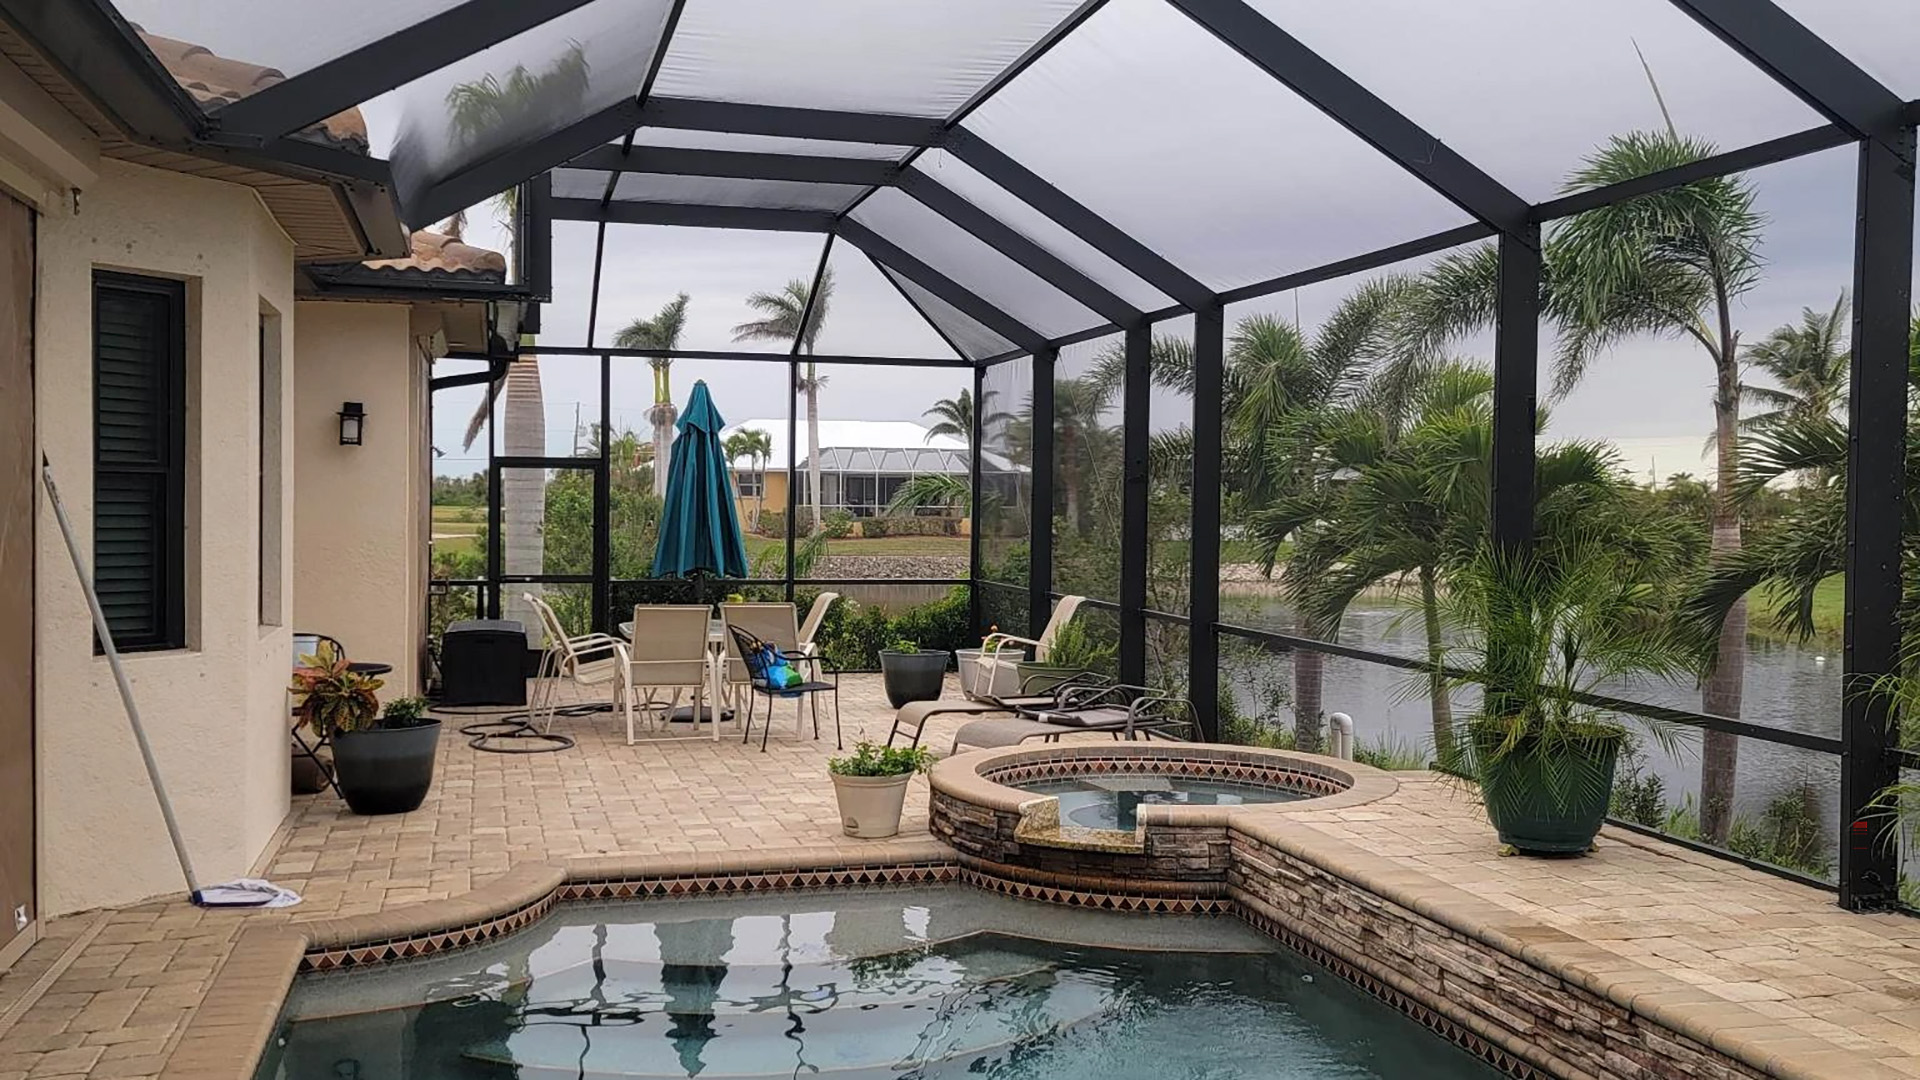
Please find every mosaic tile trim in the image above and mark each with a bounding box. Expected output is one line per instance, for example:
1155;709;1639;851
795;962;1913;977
959;867;1235;915
561;861;960;901
302;891;558;973
984;755;1347;799
298;862;958;973
1237;905;1549;1080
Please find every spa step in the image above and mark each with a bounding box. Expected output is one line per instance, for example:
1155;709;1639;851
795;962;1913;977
461;965;1111;1078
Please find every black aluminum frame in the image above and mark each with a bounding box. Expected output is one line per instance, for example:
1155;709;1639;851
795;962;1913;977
246;0;1920;908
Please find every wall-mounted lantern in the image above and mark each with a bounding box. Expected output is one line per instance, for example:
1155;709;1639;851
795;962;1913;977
337;402;366;446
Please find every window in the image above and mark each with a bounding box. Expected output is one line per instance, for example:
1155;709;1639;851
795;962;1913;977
257;308;283;626
736;469;763;498
93;272;185;651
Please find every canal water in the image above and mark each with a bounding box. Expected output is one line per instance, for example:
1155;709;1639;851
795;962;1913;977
1217;597;1848;871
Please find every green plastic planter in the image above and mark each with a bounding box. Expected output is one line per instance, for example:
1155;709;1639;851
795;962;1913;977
1472;723;1622;855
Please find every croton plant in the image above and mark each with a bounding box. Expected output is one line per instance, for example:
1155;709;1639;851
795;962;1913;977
290;641;383;738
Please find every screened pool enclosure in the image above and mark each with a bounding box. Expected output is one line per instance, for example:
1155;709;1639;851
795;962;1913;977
34;0;1920;909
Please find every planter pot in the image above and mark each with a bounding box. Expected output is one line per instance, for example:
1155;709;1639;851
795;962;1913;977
878;650;948;709
956;647;1027;701
1473;723;1622;855
831;772;914;838
331;720;442;816
290;747;331;795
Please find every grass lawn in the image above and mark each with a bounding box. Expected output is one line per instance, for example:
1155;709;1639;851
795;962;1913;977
432;503;482;557
1749;574;1843;643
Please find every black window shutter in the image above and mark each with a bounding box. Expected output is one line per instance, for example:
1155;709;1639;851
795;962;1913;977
93;272;185;651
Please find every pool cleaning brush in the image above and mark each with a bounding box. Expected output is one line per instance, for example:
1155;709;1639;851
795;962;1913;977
42;456;300;909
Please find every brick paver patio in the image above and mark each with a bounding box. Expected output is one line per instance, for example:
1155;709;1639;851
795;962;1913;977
1;673;1918;1078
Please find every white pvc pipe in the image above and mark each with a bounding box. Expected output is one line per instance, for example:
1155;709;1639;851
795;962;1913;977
1327;712;1354;761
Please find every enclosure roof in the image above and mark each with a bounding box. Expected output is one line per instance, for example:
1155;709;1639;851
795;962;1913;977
725;419;1017;473
12;1;1915;356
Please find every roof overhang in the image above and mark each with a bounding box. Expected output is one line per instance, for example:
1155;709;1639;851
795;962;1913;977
0;0;407;260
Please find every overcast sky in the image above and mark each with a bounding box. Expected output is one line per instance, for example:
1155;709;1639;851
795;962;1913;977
109;1;1918;482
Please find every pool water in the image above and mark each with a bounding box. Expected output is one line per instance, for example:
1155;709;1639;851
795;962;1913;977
1019;776;1303;830
262;888;1495;1080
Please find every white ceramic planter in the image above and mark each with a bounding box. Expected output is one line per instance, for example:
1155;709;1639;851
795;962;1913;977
830;772;914;838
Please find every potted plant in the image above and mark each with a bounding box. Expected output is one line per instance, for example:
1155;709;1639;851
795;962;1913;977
828;741;934;838
878;637;947;708
1016;618;1115;696
955;626;995;700
1439;543;1691;855
291;643;441;816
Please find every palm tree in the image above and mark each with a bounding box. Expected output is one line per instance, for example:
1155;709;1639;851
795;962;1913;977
614;293;691;498
733;268;835;531
1228;285;1415;752
1402;129;1763;842
1050;375;1116;534
444;43;590;639
1271;363;1680;760
923;388;1013;451
723;427;773;531
1740;292;1850;432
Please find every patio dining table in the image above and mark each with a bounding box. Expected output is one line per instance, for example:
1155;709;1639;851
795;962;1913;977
616;617;730;734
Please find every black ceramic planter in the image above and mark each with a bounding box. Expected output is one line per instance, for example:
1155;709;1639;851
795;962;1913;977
332;720;442;815
879;650;948;709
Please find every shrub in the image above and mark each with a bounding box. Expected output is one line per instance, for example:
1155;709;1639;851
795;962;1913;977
813;586;972;672
1352;734;1428;771
860;515;957;539
829;741;933;777
822;510;855;539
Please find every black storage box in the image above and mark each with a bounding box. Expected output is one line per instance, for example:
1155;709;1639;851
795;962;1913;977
440;619;528;706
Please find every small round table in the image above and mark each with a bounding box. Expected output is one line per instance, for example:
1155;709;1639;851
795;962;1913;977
347;661;393;678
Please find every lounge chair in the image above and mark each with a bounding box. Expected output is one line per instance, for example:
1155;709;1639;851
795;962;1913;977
966;595;1086;700
950;684;1194;754
885;670;1112;749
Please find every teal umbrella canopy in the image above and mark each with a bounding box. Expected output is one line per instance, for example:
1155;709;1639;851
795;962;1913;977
652;381;750;579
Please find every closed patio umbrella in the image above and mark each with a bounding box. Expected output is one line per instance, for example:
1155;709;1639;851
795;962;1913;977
652;380;750;580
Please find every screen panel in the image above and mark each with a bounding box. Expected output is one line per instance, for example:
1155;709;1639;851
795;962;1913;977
381;0;676;216
850;188;1100;339
651;0;1086;117
963;0;1472;293
1246;0;1828;200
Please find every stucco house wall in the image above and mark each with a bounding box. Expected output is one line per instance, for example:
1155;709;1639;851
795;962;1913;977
293;301;427;696
33;157;296;915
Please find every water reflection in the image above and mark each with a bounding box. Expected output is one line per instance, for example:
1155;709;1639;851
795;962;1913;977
273;904;1499;1080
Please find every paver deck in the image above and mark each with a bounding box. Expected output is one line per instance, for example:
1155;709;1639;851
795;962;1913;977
1;673;1917;1079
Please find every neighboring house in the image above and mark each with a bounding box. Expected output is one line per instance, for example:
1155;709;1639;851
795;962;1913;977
0;18;528;960
721;419;1019;527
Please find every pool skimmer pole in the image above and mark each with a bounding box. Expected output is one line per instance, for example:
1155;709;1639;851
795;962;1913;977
42;455;293;908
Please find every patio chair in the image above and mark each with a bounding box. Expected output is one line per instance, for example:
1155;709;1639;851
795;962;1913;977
290;632;346;795
797;592;838;659
721;601;815;729
725;623;840;753
526;592;622;731
615;605;715;744
966;595;1087;700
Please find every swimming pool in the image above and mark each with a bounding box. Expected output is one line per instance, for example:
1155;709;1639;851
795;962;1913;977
1017;775;1302;830
261;886;1496;1079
